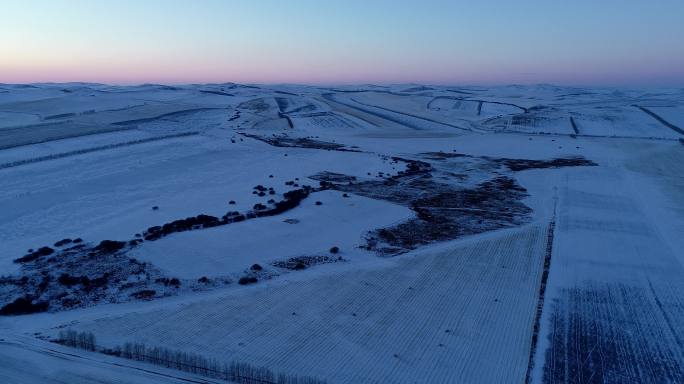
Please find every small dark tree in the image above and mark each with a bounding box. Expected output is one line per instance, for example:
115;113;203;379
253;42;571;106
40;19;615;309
238;276;258;285
250;264;263;271
293;262;307;270
0;296;48;315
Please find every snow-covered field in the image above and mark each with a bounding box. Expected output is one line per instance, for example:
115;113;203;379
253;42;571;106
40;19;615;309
63;225;549;383
1;83;683;383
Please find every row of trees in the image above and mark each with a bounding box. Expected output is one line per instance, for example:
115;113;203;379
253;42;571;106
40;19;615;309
54;330;325;384
57;329;96;351
120;342;325;384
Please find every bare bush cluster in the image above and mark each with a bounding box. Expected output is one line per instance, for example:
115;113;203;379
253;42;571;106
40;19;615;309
53;331;324;384
119;342;325;384
56;329;96;351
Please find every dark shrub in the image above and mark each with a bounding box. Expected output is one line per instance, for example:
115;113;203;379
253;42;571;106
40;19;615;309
293;262;307;270
253;203;267;210
250;264;263;271
315;201;322;206
233;214;246;222
238;276;258;285
72;238;83;243
95;240;126;253
155;277;180;286
88;274;109;289
130;290;156;299
80;276;91;286
37;275;51;291
198;276;210;283
258;192;266;197
342;193;349;198
37;246;54;255
61;298;81;308
152;206;159;210
0;296;48;315
58;273;80;287
147;226;161;233
15;246;54;263
229;200;236;204
54;238;72;247
329;246;340;254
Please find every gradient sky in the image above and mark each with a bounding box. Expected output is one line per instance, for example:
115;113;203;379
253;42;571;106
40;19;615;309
2;0;683;86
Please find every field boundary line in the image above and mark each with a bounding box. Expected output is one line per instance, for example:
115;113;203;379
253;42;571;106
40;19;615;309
525;187;558;383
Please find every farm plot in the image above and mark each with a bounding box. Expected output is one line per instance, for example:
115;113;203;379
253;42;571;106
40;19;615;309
0;111;40;129
480;108;574;135
570;105;682;139
63;224;549;383
325;93;467;133
428;97;480;115
640;105;684;135
531;157;684;383
288;113;365;135
0;121;131;150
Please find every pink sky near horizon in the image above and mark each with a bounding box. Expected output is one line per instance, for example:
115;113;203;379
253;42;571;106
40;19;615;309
2;1;683;87
4;60;681;87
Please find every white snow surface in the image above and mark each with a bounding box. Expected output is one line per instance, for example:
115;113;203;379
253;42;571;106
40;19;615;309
1;83;683;383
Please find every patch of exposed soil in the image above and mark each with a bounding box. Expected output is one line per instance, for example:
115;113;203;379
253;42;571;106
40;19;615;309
498;157;597;171
1;186;321;314
0;240;174;314
239;133;360;152
422;151;597;172
313;154;595;255
272;255;344;270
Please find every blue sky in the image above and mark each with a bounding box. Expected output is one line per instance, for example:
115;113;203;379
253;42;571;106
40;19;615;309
1;0;683;85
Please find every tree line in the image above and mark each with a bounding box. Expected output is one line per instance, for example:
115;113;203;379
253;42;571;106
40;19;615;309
54;330;325;384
